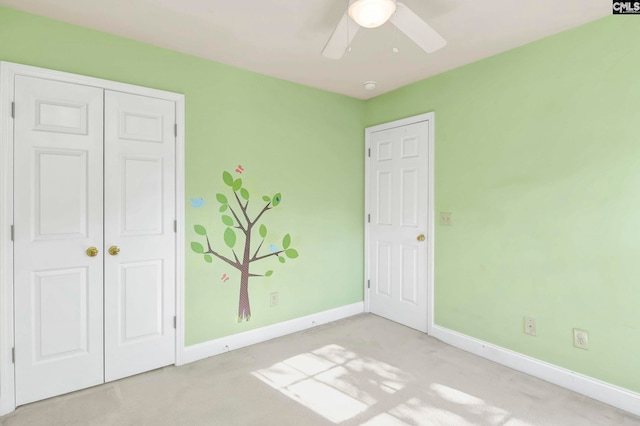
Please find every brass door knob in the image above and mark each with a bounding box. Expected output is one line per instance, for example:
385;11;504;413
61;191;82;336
86;247;99;257
108;246;120;256
417;234;426;242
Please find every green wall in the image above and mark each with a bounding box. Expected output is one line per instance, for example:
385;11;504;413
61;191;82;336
366;16;640;392
2;4;638;396
0;6;365;345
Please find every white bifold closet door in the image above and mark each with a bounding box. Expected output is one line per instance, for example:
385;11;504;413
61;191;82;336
13;76;105;405
103;91;176;382
13;76;176;406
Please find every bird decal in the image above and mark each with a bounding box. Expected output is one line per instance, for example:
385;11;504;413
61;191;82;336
190;197;205;208
269;244;278;253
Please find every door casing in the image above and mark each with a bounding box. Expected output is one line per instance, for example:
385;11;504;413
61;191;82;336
0;61;186;415
364;112;435;333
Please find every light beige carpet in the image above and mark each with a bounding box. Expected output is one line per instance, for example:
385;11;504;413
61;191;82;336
1;314;638;425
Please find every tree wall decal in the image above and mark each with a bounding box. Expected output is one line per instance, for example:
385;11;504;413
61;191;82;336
191;170;299;322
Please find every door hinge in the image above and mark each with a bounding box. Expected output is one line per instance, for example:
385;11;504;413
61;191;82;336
174;123;177;137
368;148;371;158
11;101;15;119
173;316;177;329
11;347;15;363
367;214;371;223
367;280;370;289
10;225;14;241
174;220;177;233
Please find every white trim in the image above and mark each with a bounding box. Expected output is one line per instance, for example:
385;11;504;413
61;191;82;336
0;62;16;417
1;62;184;102
0;61;186;415
174;93;186;367
363;138;371;313
426;116;435;335
183;302;364;364
363;112;436;334
431;325;640;417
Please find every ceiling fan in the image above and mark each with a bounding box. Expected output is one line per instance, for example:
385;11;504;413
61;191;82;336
322;0;446;60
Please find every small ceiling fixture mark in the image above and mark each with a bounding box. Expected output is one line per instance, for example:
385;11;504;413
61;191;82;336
363;81;377;91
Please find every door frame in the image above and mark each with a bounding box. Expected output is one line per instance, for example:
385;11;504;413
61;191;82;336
0;61;186;415
364;112;435;334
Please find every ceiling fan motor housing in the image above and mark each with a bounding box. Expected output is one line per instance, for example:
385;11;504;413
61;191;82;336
349;0;397;28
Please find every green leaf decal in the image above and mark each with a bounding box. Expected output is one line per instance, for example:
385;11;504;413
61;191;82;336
278;256;286;264
191;242;204;253
204;254;212;263
282;234;291;250
221;215;234;226
216;193;228;204
265;270;273;277
194;225;207;236
272;193;282;206
285;249;299;259
219;204;228;212
232;179;242;191
259;224;267;238
262;196;271;202
240;188;250;200
224;227;236;248
222;171;234;187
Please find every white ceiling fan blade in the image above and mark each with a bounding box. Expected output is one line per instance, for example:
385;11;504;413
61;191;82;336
322;11;360;60
391;2;446;53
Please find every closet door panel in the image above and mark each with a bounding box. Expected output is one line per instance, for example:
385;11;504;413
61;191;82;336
13;76;104;405
104;91;176;382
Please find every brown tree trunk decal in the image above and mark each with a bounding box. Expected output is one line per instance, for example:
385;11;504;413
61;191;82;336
191;169;299;322
238;271;251;321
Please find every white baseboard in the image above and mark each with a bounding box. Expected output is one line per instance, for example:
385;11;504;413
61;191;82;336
182;302;364;365
430;324;640;417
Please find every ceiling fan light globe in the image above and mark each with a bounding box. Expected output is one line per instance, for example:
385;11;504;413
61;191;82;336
348;0;396;29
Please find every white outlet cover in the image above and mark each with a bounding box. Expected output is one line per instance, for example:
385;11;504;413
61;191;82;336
270;292;279;307
524;317;537;336
573;328;589;350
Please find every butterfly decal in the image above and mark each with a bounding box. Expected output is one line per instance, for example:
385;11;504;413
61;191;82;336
190;197;205;208
221;273;230;282
235;165;244;174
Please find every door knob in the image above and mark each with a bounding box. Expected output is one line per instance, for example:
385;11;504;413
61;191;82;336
86;247;99;257
417;234;426;242
108;246;120;256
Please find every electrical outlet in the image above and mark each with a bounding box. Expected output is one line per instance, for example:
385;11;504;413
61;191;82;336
524;317;537;336
270;292;279;307
440;212;453;226
573;328;589;350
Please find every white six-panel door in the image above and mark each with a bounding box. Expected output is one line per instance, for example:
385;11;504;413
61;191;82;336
104;91;176;382
368;120;430;332
13;75;177;405
13;76;105;405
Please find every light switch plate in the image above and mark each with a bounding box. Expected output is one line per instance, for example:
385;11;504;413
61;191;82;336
440;212;453;226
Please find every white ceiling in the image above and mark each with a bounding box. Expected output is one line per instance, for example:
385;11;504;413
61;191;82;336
0;0;610;99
